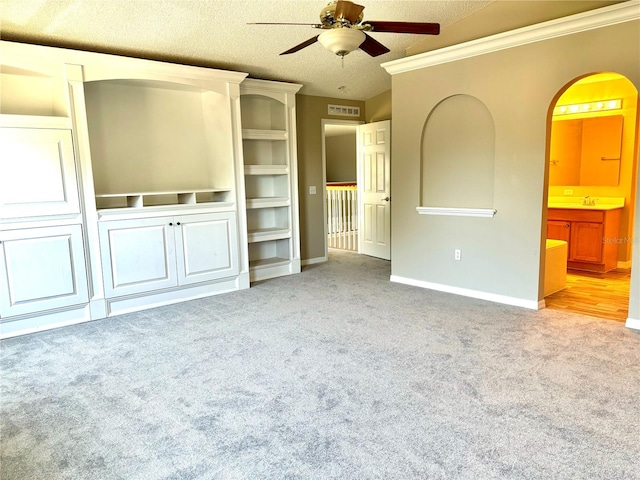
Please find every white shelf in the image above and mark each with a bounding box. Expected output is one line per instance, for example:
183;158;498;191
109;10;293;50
0;114;72;129
244;165;289;175
248;227;291;243
241;79;302;283
95;189;233;209
246;197;290;209
249;257;290;269
242;129;287;140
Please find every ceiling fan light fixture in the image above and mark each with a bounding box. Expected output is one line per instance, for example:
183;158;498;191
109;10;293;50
318;28;366;57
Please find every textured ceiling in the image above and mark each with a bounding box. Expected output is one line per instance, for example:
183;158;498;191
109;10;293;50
0;1;623;100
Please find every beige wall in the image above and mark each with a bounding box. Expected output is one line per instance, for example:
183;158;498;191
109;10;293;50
296;95;365;261
390;20;640;319
326;134;356;182
365;90;392;123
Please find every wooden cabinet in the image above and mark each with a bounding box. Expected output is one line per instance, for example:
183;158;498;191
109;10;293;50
547;220;570;243
0;225;88;317
547;208;622;272
240;79;302;282
99;212;238;298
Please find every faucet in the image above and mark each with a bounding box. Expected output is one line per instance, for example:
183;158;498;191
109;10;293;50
583;195;596;206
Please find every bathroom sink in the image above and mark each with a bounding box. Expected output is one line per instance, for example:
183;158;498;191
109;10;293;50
547;196;624;211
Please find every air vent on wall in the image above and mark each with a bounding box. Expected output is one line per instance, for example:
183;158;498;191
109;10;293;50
328;104;360;117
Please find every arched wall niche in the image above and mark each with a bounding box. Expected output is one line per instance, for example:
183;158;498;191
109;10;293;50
420;94;496;210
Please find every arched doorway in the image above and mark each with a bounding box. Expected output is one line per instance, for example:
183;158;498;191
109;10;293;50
543;72;639;321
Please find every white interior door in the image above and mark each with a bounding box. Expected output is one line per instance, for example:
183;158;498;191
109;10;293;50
357;120;391;260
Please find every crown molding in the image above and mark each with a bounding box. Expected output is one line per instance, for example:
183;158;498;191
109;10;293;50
381;1;640;75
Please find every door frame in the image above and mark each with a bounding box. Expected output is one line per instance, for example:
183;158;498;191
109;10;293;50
321;119;363;260
541;72;638;323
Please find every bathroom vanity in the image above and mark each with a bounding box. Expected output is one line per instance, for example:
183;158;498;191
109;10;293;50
547;199;623;273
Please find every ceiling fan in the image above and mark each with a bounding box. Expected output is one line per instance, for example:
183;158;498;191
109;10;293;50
250;0;440;58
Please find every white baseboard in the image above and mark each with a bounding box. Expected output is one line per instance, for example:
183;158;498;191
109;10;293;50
301;256;328;266
390;275;541;310
0;305;92;339
625;317;640;330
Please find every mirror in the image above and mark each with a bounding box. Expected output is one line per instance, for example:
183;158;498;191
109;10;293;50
549;114;623;186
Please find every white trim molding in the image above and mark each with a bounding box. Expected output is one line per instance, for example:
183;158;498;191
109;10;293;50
626;317;640;330
301;256;327;266
390;275;541;310
381;1;640;75
416;206;497;218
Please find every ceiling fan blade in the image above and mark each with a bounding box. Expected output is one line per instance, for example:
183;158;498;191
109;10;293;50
366;21;440;35
335;1;365;23
249;22;324;27
280;35;320;55
359;33;390;57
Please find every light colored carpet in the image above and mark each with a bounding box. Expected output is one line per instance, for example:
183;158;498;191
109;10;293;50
1;250;639;479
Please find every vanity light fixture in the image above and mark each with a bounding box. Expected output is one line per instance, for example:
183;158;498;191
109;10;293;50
553;98;622;116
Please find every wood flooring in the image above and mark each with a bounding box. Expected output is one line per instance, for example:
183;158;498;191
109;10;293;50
544;268;631;322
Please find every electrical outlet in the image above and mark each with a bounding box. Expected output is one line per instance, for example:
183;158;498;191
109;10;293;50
564;189;573;195
309;185;317;195
454;249;462;261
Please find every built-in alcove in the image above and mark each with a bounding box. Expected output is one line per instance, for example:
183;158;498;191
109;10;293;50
84;79;234;202
419;94;496;217
0;65;68;117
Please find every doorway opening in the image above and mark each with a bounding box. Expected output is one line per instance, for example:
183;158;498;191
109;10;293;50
543;72;639;322
321;119;361;259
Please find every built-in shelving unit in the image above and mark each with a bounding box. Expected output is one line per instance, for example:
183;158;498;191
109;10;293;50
240;79;302;282
0;40;251;338
0;56;89;337
84;79;238;213
94;189;233;210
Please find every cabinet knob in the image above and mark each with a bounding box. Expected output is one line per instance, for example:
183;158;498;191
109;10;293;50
177;222;181;225
565;223;570;228
169;222;173;226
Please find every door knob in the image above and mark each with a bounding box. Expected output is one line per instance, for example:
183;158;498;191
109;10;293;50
381;196;391;202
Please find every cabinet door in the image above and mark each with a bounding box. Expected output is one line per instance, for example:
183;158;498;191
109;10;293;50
174;212;239;285
99;218;177;298
547;220;570;243
0;128;80;219
0;225;88;317
569;222;604;263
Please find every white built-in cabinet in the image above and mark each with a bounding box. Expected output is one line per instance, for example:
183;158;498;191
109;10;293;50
0;40;260;337
99;212;238;298
0;65;89;335
240;79;302;282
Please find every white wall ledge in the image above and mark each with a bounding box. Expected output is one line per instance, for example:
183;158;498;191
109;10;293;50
381;0;640;74
416;206;497;218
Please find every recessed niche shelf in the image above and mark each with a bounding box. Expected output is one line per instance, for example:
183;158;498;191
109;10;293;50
95;189;233;210
416;206;497;218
